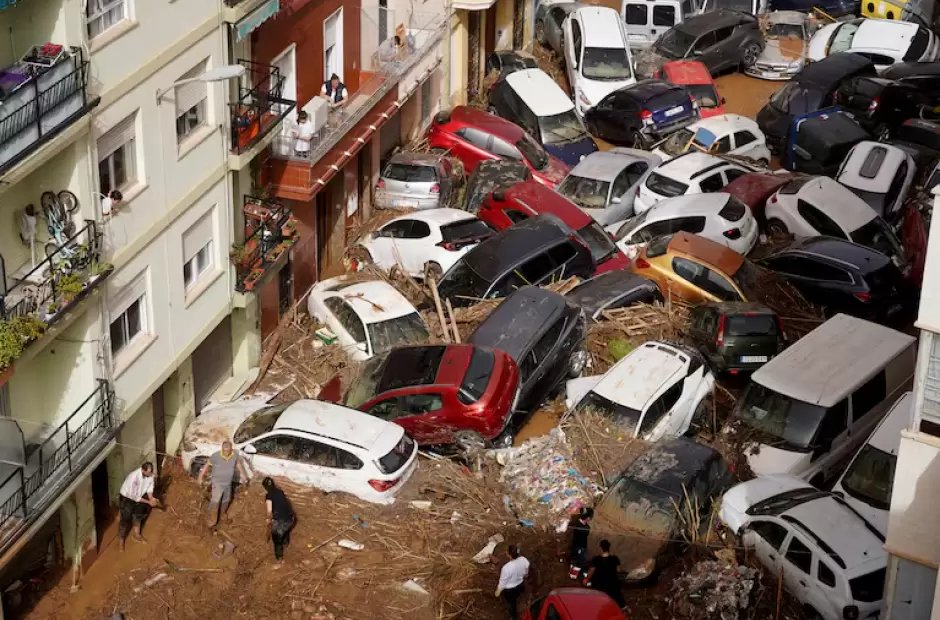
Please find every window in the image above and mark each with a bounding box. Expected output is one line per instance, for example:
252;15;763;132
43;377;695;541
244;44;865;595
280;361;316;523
751;520;788;550
884;162;909;211
368;398;402;421
324;298;367;343
380;221;413;238
817;561;836;588
547;243;577;268
402;393;443;414
183;241;213;291
421;78;432;123
291;437;363;469
175;61;209;143
98;115;138;195
518;253;554;284
86;0;127;39
653;5;676;26
324;8;343;80
673;257;740;301
724;168;747;184
491;137;521;160
797;200;846;238
784;536;813;575
571;20;582;55
407;221;431;239
182;211;215;293
612;163;646;199
110;295;145;357
715;135;732;153
699;173;724;193
624;3;647;24
733;130;757;147
851;371;886;421
456;127;490;150
815;399;849;451
639;381;683;436
692;32;718;53
533;320;564;363
252;434;295;459
506;209;529;224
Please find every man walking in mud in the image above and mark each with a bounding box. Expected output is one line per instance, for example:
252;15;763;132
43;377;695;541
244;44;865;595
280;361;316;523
118;462;160;551
197;440;251;528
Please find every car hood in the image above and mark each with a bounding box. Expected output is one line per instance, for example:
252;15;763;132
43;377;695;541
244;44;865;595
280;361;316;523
578;78;636;110
745;442;813;477
720;474;815;531
808;23;839;61
183;397;270;448
565;374;604;409
759;38;806;64
635;48;670;79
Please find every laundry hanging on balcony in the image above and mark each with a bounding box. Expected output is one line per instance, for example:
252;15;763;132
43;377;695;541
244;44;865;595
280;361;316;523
233;0;280;42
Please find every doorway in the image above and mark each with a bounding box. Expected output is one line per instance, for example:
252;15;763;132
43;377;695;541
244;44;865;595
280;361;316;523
151;386;166;475
271;45;297;157
278;257;293;317
324;8;344;81
91;461;115;552
191;317;233;414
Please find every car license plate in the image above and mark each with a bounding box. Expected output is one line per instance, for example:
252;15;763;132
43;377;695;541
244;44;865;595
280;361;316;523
664;105;683;117
763;71;780;78
740;355;768;363
394;200;418;208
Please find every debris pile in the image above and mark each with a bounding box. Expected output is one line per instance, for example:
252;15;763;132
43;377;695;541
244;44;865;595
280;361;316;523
668;559;760;620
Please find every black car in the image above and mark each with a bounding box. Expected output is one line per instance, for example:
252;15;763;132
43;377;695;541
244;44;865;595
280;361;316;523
758;236;909;323
891;119;940;172
783;108;870;176
468;286;587;413
565;271;663;321
436;214;596;307
485;50;538;80
881;60;940;81
634;10;764;79
464;160;531;213
687;302;785;374
583;80;698;147
590;439;734;581
834;76;940;139
757;52;876;152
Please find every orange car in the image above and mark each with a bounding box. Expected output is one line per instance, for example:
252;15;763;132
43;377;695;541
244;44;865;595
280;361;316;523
630;232;758;303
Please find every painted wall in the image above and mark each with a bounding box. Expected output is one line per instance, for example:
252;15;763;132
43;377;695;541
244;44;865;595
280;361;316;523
0;0;75;68
886;430;940;567
917;191;940;331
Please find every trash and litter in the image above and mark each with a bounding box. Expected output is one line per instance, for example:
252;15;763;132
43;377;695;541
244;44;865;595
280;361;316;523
471;533;504;564
401;579;431;596
668;559;759;620
336;539;364;551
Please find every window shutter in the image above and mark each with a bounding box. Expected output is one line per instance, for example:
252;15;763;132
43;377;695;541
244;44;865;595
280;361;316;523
97;115;137;160
175;60;209;116
183;209;215;261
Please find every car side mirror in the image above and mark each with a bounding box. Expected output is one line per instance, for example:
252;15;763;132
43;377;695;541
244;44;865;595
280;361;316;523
611;196;622;205
242;444;257;455
356;342;368;353
811;439;832;459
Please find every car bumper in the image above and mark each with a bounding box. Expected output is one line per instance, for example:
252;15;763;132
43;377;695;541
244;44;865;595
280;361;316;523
374;192;441;210
372;452;420;505
744;65;801;81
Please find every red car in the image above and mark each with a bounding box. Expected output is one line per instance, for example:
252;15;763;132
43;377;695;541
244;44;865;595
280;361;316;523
657;61;725;119
426;106;569;188
724;171;798;222
318;344;520;447
478;180;630;273
523;589;627;620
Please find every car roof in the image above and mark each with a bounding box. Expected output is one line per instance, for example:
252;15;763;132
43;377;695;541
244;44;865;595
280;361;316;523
622;438;720;495
619;79;678;101
388;207;477;227
468;286;570;360
781;236;891;273
851;18;919;54
766;10;806;25
865;391;911;454
450;106;526;141
795;176;877;230
838;142;910;192
573;6;626;47
668;231;744;275
644;192;731;220
656;151;733;180
566;271;659;311
797;52;875;89
464;214;573;281
751;313;914;407
504;68;575;116
661;60;712;84
567;149;652;182
273;400;401;453
333;280;418;324
782;496;887;572
500;180;591;227
677;9;752;35
689;114;760;137
388;152;443;166
593;341;687;410
881;60;940;80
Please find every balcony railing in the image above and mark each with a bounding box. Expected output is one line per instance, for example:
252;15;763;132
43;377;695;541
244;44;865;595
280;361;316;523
0;380;115;550
232;196;298;292
230;59;295;155
0;46;98;175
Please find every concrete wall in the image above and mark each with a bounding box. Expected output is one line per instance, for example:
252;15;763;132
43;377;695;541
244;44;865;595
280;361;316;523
917;190;940;332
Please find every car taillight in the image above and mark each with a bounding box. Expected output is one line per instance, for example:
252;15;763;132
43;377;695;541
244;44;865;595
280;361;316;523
429;183;440;193
868;97;880;113
723;228;741;240
369;479;398;492
853;291;872;303
436;240;458;251
774;316;786;342
716;314;727;348
376;179;385;189
640;109;653;123
634;257;650;269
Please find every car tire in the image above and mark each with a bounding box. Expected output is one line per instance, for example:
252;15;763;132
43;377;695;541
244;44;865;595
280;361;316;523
568;350;588;378
424;261;443;282
875;123;891;141
632;131;647;149
766;218;789;238
741;43;761;68
757;158;770;168
536;19;546;45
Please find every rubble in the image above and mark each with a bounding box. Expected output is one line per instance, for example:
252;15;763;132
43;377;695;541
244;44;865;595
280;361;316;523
667;560;760;620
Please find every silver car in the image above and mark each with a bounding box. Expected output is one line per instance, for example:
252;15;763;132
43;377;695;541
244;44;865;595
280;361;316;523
374;153;456;210
556;148;661;225
535;1;585;56
745;11;814;81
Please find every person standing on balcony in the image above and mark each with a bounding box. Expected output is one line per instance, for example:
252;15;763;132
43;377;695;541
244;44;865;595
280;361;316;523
319;73;348;126
291;111;314;158
118;462;160;551
197;440;251;529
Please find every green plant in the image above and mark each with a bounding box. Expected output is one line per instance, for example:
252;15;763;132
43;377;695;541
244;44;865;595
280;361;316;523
57;274;85;305
0;315;47;370
229;243;248;266
91;261;113;276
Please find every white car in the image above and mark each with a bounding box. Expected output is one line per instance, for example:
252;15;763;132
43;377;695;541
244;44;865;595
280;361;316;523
609;193;758;257
634;152;750;214
357;209;493;281
652;114;771;164
808;18;940;71
563;6;637;117
565;341;714;441
833;391;911;535
180;399;419;505
764;175;906;268
836;141;915;220
720;475;887;620
307;276;429;361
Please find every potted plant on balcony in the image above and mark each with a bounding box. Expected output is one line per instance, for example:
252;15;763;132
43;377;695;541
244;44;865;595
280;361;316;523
0;315;47;377
241;267;267;292
281;216;297;239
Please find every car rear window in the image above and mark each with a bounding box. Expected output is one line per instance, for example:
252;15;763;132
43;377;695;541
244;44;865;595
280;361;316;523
849;568;887;603
904;27;929;62
459;348;495;404
646;172;689;197
648;88;689;113
377;434;415;474
727;314;777;336
384;163;438;183
718;197;747;222
441;219;493;243
858;146;888;179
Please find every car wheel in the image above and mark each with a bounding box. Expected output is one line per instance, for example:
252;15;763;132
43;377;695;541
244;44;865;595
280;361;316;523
632;131;647;149
536;19;546;45
741;43;761;68
424;261;443;282
757;158;770;168
348;246;373;271
766;218;789;238
568;350;589;378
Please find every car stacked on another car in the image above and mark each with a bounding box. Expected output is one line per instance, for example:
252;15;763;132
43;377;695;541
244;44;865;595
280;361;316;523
652;114;771;164
557;148;662;225
535;1;586;56
374;153;458;210
463;160;531;214
836;141;915;221
565;271;663;321
747;10;814;81
807;17;939;70
656;60;726;118
634;151;750;214
687;302;786;374
583;79;700;148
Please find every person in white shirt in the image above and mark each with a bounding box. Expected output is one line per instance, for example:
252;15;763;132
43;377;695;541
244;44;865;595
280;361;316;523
100;189;123;217
291;111;315;158
118;462;160;551
494;544;529;620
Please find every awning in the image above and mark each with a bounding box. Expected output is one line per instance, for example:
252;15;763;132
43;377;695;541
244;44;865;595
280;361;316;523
0;0;21;10
233;0;280;42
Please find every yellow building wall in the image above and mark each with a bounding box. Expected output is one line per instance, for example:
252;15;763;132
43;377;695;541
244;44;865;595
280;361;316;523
450;11;469;106
59;477;95;561
495;0;514;50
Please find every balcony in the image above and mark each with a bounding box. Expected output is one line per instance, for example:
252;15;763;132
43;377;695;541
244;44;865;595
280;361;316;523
264;10;448;201
229;59;295;170
0;380;116;554
223;0;280;26
0;45;99;180
0;220;112;375
231;196;297;293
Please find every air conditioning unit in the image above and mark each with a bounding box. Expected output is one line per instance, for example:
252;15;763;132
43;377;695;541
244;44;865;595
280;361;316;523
304;97;330;133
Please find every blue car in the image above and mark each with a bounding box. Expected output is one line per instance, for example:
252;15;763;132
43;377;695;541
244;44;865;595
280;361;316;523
582;80;699;149
783;107;870;176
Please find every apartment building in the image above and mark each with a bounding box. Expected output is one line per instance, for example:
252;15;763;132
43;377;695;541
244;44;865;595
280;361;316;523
882;187;940;619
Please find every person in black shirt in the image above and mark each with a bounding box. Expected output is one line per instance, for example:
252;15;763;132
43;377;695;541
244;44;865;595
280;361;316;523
262;477;295;565
584;539;625;608
568;507;593;580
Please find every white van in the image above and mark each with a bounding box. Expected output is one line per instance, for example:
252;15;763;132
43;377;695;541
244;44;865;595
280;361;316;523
563;6;637;116
621;0;683;50
833;391;911;535
731;313;915;486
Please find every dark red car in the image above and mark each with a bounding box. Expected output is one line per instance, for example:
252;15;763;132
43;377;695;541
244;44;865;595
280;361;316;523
426;106;569;188
724;171;797;222
319;344;520;448
478;180;629;273
523;589;627;620
656;61;725;119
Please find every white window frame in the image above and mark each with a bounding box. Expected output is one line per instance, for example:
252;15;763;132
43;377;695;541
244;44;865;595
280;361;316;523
86;0;129;40
182;209;218;298
97;115;139;195
183;241;214;292
175;60;210;145
323;8;344;81
109;272;151;370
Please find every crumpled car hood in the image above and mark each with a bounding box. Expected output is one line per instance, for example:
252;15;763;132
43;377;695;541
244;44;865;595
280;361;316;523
635;48;670;79
758;38;806;65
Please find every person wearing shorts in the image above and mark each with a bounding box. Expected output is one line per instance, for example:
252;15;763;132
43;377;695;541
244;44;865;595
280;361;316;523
118;462;159;551
197;440;251;528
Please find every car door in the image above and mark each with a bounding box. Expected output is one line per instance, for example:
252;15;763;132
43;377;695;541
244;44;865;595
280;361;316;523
242;433;296;479
392;218;433;276
563;17;581;90
454;127;494;170
844;371;887;469
369;220;412;270
807;398;850;482
651;2;681;46
622;2;652;48
399;392;452;445
528;318;568;406
810;557;843;620
290;436;365;493
547;7;568;53
323;297;367;355
690;30;720;70
637;379;685;439
698;171;725;193
610;162;648;218
796;199;850;239
780;532;816;605
743;519;789;573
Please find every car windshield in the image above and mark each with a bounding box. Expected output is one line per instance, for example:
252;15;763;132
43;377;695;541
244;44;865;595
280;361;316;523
438;260;492;300
849;568;887;603
367;313;429;355
384;162;438;183
606;477;676;537
345;354;390;409
459;347;495;404
377;434;415;474
646;172;689;197
517;133;550;170
539;110;588;145
850;219;903;261
736;383;828;449
575;390;642;430
661;128;695;156
769;81;802;113
767;23;804;39
688;84;720;109
582;47;633;81
840;444;896;510
233;403;290;444
558;175;610;209
829;22;859;54
577;222;618;263
657;28;696;58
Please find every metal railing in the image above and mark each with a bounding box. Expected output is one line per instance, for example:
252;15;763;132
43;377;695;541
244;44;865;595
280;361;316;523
229;59;295;155
0;220;102;321
0;47;94;173
234;196;296;292
0;380;115;539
